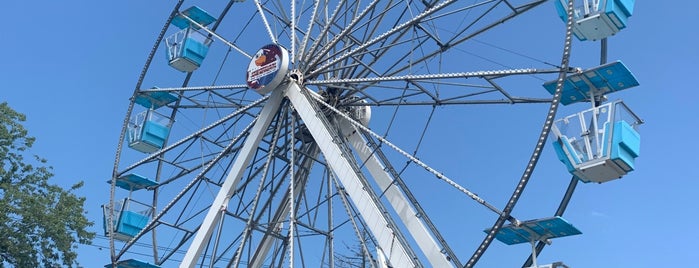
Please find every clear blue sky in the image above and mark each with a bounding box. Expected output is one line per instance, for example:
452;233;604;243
2;1;697;267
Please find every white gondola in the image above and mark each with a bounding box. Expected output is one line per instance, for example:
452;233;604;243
104;259;160;268
127;90;178;153
528;262;571;268
127;109;174;153
103;197;154;242
551;100;642;183
103;173;158;242
554;0;635;41
165;6;216;72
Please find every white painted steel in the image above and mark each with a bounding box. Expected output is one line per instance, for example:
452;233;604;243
180;89;285;268
248;146;321;268
285;83;417;268
341;120;453;268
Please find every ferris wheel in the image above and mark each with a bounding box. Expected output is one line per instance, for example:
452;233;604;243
105;0;642;267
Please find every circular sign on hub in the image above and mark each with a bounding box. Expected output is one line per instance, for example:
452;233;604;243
246;44;290;95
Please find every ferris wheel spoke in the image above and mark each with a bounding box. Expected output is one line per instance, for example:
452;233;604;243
115;117;260;261
309;68;562;84
344;123;455;267
232;104;286;266
249;143;321;267
138;86;255;112
313;18;417;79
311;67;569;106
290;0;296;64
301;0;347;66
485;77;519;104
141;85;249;92
181;89;285;268
307;0;534;84
307;0;458;79
446;0;548;46
297;0;321;64
368;0;550;81
177;12;252;59
346;31;430;80
305;86;518;222
308;31;418;80
329;169;377;268
310;0;436;78
305;0;382;69
118;95;268;175
286;83;421;267
359;130;465;267
307;13;413;78
254;0;279;44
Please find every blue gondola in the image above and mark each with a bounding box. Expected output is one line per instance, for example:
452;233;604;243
165;6;216;72
103;174;157;241
127;90;178;153
127;109;173;153
554;0;635;41
102;197;154;242
104;259;160;268
551;100;642;183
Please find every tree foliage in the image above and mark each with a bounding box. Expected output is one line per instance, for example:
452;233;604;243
0;102;94;267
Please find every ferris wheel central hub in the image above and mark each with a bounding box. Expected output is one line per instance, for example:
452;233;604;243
289;69;304;84
246;44;290;95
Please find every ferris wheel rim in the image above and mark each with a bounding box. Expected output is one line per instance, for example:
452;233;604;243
107;1;581;267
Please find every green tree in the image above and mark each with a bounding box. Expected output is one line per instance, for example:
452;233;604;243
0;102;94;267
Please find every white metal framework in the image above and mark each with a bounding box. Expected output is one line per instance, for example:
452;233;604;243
106;0;596;267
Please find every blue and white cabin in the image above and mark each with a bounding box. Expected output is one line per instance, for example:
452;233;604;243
554;0;635;41
165;6;216;72
127;109;174;153
527;263;570;268
551;100;642;183
103;174;158;242
102;197;154;242
127;90;178;153
105;259;160;268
